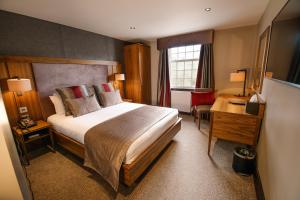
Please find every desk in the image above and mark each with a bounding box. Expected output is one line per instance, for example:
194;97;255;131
208;96;265;154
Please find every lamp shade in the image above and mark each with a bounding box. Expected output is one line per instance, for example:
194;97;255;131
230;72;245;82
115;73;125;81
7;78;32;93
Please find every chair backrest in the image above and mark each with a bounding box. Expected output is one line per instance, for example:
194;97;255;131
191;90;215;107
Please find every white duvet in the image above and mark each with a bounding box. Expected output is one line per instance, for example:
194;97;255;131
48;102;178;164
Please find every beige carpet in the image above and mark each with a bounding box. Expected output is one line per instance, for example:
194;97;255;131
26;114;256;200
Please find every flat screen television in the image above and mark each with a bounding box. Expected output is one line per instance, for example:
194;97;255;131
267;0;300;86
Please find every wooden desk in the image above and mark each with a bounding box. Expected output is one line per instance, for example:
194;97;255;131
208;96;265;154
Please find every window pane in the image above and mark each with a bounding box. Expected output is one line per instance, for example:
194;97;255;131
171;71;176;78
171;62;177;68
185;61;192;70
192;69;198;78
178;46;185;53
194;45;201;51
171;53;178;60
191;79;196;87
186;52;193;59
177;71;184;78
177;62;184;70
186;45;194;52
171;47;178;54
193;61;199;68
176;79;184;87
184;70;192;78
194;51;200;59
184;79;192;87
178;53;185;60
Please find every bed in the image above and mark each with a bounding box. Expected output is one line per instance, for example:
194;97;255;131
30;58;182;189
48;102;179;164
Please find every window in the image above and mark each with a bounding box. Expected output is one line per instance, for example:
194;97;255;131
169;44;201;88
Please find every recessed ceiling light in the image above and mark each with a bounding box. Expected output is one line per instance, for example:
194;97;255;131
130;26;136;30
204;8;211;12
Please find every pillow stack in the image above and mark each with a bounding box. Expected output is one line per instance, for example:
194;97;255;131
49;82;124;118
56;85;95;116
93;82;123;107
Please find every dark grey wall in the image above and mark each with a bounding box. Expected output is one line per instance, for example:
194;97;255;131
0;10;125;63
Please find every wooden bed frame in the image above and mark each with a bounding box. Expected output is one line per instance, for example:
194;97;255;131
52;118;181;186
0;56;182;187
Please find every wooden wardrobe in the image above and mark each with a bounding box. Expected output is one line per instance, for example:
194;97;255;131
124;43;151;104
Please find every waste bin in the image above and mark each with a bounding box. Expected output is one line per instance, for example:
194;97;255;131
232;147;256;176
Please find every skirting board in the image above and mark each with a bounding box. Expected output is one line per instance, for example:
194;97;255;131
254;169;265;200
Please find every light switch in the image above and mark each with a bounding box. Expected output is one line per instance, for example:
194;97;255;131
19;106;28;113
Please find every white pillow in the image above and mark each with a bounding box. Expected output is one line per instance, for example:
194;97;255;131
49;94;65;115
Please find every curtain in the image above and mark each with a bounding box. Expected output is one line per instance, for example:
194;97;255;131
195;44;214;89
157;49;171;107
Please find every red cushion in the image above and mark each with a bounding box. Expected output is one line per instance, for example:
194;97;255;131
101;83;111;92
191;91;215;106
70;86;83;98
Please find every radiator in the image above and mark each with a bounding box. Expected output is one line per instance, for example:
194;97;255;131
171;90;191;113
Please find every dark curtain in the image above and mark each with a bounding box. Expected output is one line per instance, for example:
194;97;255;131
195;44;214;89
157;49;171;107
287;37;300;84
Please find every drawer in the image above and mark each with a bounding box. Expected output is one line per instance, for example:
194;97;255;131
214;112;257;126
212;112;259;145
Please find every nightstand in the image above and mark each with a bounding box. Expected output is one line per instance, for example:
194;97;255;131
123;98;133;102
13;120;55;165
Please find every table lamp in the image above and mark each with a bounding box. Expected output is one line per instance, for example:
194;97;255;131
230;69;247;96
114;73;125;90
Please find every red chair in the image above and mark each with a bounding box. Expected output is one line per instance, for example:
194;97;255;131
191;90;215;130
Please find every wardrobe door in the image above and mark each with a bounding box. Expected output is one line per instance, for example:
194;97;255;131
124;44;142;103
140;45;151;104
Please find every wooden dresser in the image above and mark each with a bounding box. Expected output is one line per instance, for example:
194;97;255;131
208;96;265;154
124;43;151;104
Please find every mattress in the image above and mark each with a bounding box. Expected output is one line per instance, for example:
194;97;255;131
47;102;179;164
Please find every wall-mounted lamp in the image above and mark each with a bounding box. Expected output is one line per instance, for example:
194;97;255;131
230;69;247;96
7;78;32;96
7;78;32;117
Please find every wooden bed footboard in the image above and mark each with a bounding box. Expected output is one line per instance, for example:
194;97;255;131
51;118;182;187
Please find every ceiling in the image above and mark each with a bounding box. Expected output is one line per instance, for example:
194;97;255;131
0;0;270;41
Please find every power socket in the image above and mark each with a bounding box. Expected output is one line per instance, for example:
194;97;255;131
19;106;28;114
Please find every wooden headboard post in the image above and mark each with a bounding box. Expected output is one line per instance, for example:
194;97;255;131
0;56;121;126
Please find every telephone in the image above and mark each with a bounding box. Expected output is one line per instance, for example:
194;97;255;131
17;116;37;129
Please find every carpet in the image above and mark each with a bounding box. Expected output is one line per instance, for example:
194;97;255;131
26;114;256;200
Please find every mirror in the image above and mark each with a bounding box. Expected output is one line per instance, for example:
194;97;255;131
253;26;270;93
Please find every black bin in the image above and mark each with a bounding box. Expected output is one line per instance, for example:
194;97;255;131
232;147;256;176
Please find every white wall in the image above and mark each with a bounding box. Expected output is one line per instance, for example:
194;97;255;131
214;25;257;95
258;79;300;200
0;89;32;200
256;0;300;200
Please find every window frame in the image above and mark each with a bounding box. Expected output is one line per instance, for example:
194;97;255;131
168;44;201;90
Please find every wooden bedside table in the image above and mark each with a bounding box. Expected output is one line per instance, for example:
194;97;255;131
13;120;55;165
122;98;133;102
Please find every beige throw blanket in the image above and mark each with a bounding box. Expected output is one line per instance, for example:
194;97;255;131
84;105;173;190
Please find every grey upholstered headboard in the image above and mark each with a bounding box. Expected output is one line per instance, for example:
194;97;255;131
32;63;108;119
